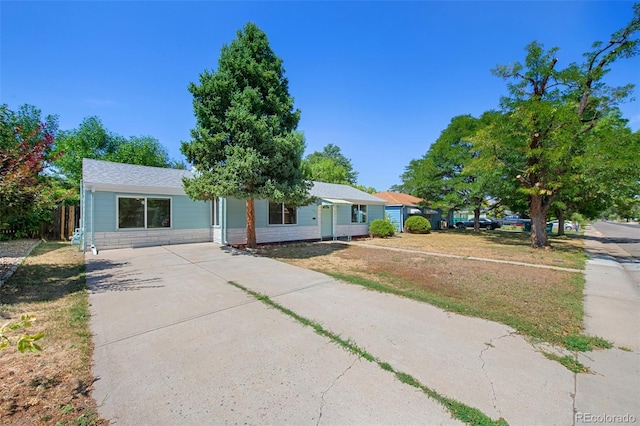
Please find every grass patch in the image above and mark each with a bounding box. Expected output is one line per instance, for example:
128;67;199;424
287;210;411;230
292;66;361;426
350;231;588;270
0;242;104;425
228;280;507;426
542;352;589;374
261;241;586;347
563;334;612;352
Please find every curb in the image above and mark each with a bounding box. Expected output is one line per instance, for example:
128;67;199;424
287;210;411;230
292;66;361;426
0;240;42;288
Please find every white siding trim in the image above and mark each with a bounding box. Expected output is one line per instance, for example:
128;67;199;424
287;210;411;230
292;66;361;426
91;228;212;250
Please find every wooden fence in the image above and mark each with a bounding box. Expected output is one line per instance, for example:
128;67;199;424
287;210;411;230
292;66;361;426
0;205;80;241
49;205;81;240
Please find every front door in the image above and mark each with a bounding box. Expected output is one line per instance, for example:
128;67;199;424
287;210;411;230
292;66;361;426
321;205;333;239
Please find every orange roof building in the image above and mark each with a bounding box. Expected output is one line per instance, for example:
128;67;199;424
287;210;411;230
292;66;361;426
373;191;443;232
374;191;424;207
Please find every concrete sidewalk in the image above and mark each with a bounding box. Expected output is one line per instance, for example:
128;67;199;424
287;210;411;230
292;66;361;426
87;240;639;425
576;226;640;425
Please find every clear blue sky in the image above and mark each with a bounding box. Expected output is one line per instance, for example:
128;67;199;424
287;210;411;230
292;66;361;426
2;1;639;191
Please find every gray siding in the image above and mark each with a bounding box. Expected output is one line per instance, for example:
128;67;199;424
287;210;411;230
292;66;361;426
369;205;385;221
90;192;209;232
226;198;318;229
226;198;247;229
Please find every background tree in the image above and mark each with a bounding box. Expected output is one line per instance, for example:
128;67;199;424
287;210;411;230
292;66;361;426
53;116;181;188
0;104;58;230
477;6;640;248
549;113;640;234
398;114;500;231
303;143;358;185
52;116;118;185
181;22;309;248
106;136;175;168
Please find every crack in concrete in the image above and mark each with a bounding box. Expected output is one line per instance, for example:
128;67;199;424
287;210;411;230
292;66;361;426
316;356;358;426
571;358;577;426
478;332;514;418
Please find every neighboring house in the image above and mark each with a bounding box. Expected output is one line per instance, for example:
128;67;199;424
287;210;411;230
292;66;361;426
80;159;386;251
374;191;442;232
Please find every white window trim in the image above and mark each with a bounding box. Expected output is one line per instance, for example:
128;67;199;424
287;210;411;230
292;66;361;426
211;197;220;227
268;202;298;226
116;195;173;230
351;204;368;224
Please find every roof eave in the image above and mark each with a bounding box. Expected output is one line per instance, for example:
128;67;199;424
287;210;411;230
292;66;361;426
83;182;186;196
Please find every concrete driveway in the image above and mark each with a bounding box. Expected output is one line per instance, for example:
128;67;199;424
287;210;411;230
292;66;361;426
87;242;639;425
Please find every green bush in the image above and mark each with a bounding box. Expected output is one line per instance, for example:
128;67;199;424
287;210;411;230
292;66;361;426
404;215;431;234
369;219;395;238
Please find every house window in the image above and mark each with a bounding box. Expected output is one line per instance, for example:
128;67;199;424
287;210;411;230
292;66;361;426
212;197;219;226
351;204;367;223
118;196;171;229
269;202;297;225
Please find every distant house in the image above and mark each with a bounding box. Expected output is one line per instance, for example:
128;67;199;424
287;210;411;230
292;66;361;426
374;191;442;232
80;159;386;251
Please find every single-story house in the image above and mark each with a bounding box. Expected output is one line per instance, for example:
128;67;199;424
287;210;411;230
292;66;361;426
373;191;442;232
79;159;386;251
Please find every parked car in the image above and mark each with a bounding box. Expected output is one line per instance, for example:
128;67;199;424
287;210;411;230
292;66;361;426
498;215;522;226
499;215;531;228
547;220;575;231
455;218;502;230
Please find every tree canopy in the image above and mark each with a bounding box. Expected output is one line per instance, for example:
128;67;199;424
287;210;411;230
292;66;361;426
473;6;640;247
0;104;58;228
303;143;358;185
181;22;309;248
53;116;181;186
397;113;503;230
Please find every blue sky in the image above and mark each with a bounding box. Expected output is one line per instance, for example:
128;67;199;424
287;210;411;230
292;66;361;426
2;1;639;191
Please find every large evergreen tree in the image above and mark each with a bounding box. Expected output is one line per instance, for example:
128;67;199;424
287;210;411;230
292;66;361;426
181;22;309;248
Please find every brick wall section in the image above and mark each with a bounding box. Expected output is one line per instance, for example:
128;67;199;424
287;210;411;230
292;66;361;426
226;223;370;245
91;228;212;250
226;226;321;246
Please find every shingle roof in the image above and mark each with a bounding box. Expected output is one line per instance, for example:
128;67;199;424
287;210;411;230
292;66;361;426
82;159;386;204
310;181;386;205
83;158;192;194
373;191;424;206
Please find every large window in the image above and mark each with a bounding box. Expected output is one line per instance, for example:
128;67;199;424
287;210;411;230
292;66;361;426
351;204;367;223
118;197;171;229
212;197;219;226
268;202;297;225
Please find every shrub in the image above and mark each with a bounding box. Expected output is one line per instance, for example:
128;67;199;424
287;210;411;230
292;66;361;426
404;215;431;234
369;219;395;238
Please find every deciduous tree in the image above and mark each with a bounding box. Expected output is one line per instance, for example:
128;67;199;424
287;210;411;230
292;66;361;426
181;22;309;248
0;104;57;227
304;143;358;185
398;114;500;231
477;6;640;247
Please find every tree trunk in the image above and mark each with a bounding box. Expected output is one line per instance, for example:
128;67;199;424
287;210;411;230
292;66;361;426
557;208;565;237
473;207;481;232
246;199;256;248
529;194;551;248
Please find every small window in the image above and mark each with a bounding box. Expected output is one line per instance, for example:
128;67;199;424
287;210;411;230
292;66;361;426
118;196;171;229
212;197;219;226
269;202;297;225
351;204;367;223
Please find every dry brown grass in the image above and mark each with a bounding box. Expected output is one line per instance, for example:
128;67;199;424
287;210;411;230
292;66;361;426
0;242;104;425
258;237;585;345
351;230;587;269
